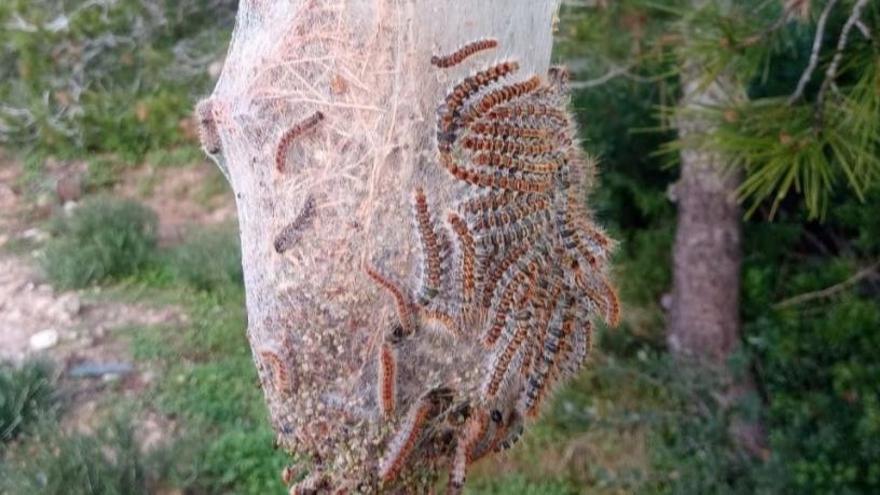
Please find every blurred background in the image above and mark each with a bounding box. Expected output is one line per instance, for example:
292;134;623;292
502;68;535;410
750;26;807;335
0;1;877;493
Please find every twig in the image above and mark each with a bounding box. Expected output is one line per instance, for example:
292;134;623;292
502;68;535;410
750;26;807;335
815;0;871;111
788;0;839;105
569;64;632;89
855;20;872;40
773;259;880;309
569;62;657;89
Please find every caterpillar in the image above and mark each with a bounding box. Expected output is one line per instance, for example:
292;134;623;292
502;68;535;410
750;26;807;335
259;349;292;394
378;342;397;418
274;195;316;254
470;194;549;233
460;76;542;125
447;213;476;305
480;242;531;308
448;409;490;494
275;111;325;173
431;38;498;68
470;120;548;140
195;98;222;155
484;309;531;396
439;155;551;193
364;264;417;335
486;103;567;124
413;188;446;303
462;135;557;157
473;152;562;175
459;190;517;216
438;61;520;139
484;253;545;346
378;387;454;483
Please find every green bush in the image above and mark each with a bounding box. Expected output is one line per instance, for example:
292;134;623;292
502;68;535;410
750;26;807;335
0;359;55;443
0;0;234;160
41;196;158;288
0;417;150;495
166;225;243;293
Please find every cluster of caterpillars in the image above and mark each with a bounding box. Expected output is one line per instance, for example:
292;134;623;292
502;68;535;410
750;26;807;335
363;38;619;493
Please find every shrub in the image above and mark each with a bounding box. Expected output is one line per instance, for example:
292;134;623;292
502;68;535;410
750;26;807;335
166;225;243;292
0;0;235;160
0;359;55;443
41;196;158;288
0;417;150;495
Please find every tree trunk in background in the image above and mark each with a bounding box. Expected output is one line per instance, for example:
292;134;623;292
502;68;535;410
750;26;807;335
197;0;561;491
668;70;742;363
669;62;766;456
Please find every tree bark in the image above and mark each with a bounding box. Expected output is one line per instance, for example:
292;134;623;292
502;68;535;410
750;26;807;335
669;61;766;456
196;1;587;492
668;69;742;363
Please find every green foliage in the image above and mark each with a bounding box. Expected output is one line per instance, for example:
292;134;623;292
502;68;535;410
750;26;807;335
162;426;287;494
556;4;880;491
694;56;880;219
0;417;150;495
129;289;289;494
562;0;880;219
0;0;234;160
467;474;578;495
741;186;880;493
0;359;55;443
470;334;765;494
165;225;243;293
40;196;158;288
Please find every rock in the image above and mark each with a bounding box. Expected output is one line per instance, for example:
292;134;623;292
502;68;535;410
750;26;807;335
56;173;83;203
69;362;133;378
50;293;82;322
29;329;59;351
35;193;54;210
21;228;49;243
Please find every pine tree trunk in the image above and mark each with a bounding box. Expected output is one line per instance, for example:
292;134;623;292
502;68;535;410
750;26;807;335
669;62;766;456
196;0;569;492
668;70;742;362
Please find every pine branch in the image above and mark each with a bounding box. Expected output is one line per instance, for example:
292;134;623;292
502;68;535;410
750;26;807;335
815;0;871;121
773;259;880;309
788;0;839;105
569;64;647;89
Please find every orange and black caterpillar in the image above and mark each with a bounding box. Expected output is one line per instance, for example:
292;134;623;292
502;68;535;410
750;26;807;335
461;135;558;157
259;349;292;394
378;387;453;483
460;75;542;125
364;263;417;335
437;61;520;144
413;187;448;303
439;155;551;193
365;35;618;492
431;38;498;68
378;342;397;418
275;111;324;172
447;213;476;305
